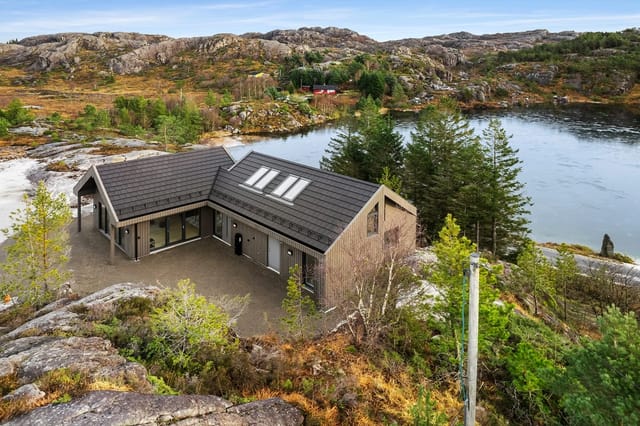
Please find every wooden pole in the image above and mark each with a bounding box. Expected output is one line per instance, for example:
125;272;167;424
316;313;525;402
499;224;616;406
465;253;480;426
109;225;115;265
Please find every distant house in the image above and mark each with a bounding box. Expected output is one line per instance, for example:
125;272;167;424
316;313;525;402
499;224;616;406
74;147;416;306
312;85;338;95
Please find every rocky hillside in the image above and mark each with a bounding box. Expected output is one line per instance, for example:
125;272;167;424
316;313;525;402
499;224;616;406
0;27;579;75
0;284;303;425
0;27;637;135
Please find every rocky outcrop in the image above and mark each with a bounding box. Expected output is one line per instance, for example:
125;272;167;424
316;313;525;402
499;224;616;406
0;28;579;77
249;26;377;51
386;29;579;55
4;391;303;426
600;233;615;258
0;283;160;343
0;284;303;425
0;32;168;72
0;335;151;391
108;34;293;74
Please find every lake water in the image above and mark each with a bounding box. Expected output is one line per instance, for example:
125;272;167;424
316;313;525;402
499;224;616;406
229;104;640;260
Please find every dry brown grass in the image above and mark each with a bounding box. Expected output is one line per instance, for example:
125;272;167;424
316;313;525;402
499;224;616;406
244;332;450;425
46;160;79;172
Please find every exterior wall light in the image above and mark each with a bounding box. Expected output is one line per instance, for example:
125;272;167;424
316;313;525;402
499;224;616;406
124;228;130;234
287;249;293;256
232;222;238;228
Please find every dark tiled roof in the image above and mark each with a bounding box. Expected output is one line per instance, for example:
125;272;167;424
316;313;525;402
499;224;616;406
210;151;380;252
96;148;233;220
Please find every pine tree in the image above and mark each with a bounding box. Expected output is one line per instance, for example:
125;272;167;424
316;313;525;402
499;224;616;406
426;214;510;362
479;118;531;257
378;166;403;194
512;241;556;316
320;124;367;180
321;99;404;184
1;181;72;305
561;306;640;425
362;114;405;182
281;265;318;340
554;245;578;321
404;101;482;243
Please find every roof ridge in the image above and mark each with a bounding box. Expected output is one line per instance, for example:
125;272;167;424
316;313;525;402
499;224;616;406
208;166;222;199
96;146;232;170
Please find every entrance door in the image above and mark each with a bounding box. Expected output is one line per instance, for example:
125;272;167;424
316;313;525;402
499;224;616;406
268;235;280;273
234;233;243;256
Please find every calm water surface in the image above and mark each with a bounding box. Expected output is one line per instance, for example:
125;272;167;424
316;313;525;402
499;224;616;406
229;105;640;259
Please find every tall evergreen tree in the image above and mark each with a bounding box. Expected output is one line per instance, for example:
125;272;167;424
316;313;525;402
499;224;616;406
362;114;405;182
1;181;71;305
321;98;404;185
404;101;482;243
479;119;531;257
320;124;367;180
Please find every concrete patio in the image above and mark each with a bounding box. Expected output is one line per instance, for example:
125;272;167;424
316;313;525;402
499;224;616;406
69;216;288;336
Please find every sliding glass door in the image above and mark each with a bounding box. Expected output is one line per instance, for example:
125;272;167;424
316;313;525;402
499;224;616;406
149;208;201;251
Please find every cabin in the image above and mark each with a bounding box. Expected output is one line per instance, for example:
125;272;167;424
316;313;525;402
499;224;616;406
74;147;416;307
312;85;337;95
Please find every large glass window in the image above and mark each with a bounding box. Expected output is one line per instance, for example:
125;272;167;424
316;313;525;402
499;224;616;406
367;203;379;236
214;209;224;239
185;209;200;240
167;213;182;245
149;218;167;250
98;202;109;234
302;253;318;293
117;227;125;247
149;209;201;251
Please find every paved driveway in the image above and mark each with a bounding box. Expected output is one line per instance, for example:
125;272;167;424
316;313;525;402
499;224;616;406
69;218;287;337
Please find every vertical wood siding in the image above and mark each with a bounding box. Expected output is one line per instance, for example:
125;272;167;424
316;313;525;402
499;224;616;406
201;207;213;237
324;187;416;307
137;221;150;258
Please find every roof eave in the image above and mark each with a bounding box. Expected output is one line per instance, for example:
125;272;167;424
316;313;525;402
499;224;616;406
74;165;120;224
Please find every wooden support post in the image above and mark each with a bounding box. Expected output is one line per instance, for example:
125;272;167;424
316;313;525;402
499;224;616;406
77;196;82;232
109;225;115;265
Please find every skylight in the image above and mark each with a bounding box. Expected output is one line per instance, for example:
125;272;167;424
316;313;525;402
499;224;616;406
272;175;299;197
242;167;311;203
283;178;310;201
244;166;269;186
254;169;280;190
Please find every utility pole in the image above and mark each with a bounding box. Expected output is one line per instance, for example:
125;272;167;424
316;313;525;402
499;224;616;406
465;252;480;426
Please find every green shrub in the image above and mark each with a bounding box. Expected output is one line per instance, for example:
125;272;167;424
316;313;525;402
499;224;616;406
0;117;9;136
148;279;235;370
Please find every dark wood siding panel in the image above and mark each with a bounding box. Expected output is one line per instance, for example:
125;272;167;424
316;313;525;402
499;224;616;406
92;193;104;230
281;244;302;279
122;225;135;258
201;207;213;237
137;221;150;258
